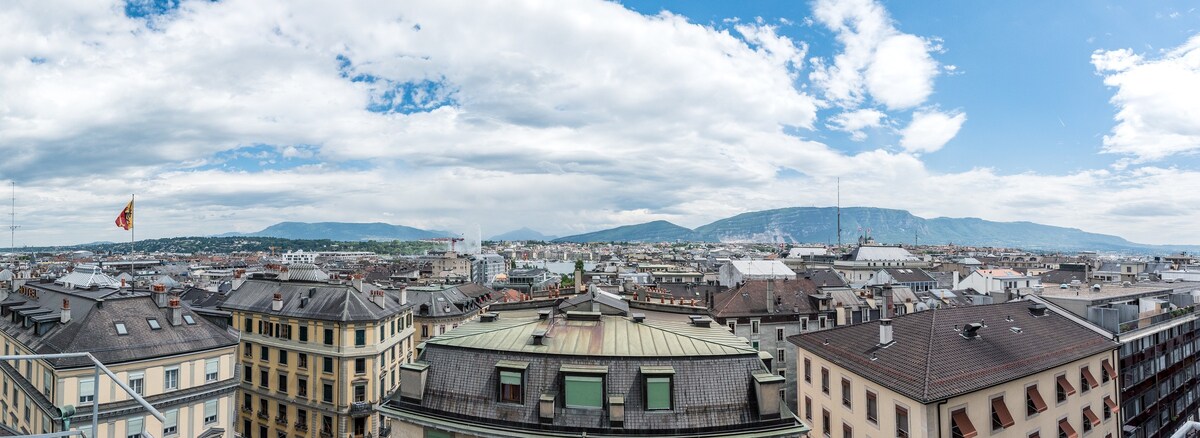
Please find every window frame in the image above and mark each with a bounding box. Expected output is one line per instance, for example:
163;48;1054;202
563;373;606;410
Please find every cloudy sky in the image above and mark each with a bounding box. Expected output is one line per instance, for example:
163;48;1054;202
2;0;1199;246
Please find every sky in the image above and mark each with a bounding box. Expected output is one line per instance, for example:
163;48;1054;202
2;0;1200;247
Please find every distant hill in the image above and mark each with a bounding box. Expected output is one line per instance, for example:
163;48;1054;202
11;236;443;255
489;227;557;241
223;222;451;241
553;220;702;243
555;207;1195;252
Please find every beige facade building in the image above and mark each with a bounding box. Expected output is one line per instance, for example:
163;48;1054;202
406;283;493;346
0;269;239;438
220;264;414;438
792;300;1120;438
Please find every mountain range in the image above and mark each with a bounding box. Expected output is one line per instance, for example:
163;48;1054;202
553;207;1196;253
218;221;451;241
489;227;557;241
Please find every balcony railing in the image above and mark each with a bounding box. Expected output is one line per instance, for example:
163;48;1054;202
257;410;268;420
349;401;373;417
1118;305;1198;334
295;422;309;432
275;415;288;426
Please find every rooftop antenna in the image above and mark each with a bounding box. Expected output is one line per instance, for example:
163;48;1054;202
836;178;841;248
8;182;18;253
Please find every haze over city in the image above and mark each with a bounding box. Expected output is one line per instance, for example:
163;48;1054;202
2;0;1199;246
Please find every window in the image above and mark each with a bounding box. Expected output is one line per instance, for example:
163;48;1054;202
421;325;429;338
323;383;333;403
298;377;308;398
243;342;252;358
896;405;910;438
841;378;851;408
992;396;1015;431
1101;359;1113;384
804;358;811;383
324;328;334;345
298;353;308;369
843;423;852;438
1083;406;1101;432
115;322;128;335
499;370;523;404
751;320;760;334
126;416;143;438
752;340;760;350
564;375;604;409
260;346;269;361
1080;366;1098;393
205;358;219;383
299;326;308;342
801;318;809;331
244;317;253;333
147;318;161;330
129;372;144;395
727;321;736;332
162;408;178;436
804;396;812;420
866;391;878;424
260;369;268;388
425;429;452;438
1102;397;1115;420
355;329;366;346
821;368;829;394
183;315;195;325
355;358;366;374
822;409;831;437
278;351;288;366
278;374;289;394
776;327;785;341
354;384;366;402
243;366;252;383
79;378;95;403
777;349;786;363
951;408;976;438
1055;375;1075;403
646;376;671;410
1027;384;1048;416
1082;410;1092;434
297;409;308;427
323;357;334;373
204;399;217;424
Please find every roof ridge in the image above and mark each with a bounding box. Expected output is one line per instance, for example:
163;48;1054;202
921;308;937;401
430;318;541;341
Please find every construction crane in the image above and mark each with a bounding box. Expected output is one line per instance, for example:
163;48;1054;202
424;237;465;252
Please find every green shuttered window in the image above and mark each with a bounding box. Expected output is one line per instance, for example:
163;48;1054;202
646;377;671;410
565;375;604;409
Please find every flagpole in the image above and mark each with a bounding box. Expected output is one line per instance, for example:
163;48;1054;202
130;194;134;284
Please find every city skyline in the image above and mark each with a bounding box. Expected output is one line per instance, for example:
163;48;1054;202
2;0;1199;246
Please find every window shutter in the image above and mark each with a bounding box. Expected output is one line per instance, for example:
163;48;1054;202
646;377;671;410
564;376;603;408
499;371;522;385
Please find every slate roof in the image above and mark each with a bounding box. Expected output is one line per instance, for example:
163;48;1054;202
805;268;848;288
882;268;935;283
427;315;757;357
1040;269;1088;286
845;245;919;261
219;278;409;322
711;278;819;318
407;284;489;319
788;300;1117;403
0;294;238;369
557;289;629;315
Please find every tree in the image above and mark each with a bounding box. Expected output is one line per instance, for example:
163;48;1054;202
574;259;585;272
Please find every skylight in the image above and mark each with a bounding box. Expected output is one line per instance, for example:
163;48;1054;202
183;315;196;325
115;322;128;335
147;318;162;330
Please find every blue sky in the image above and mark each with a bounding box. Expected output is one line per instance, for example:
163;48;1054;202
2;0;1199;246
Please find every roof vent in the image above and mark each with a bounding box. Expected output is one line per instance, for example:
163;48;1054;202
631;312;646;323
537;309;551;320
1028;303;1047;317
565;311;601;321
961;322;983;339
692;317;712;328
531;329;548;345
299;296;309;309
480;312;499;323
308;287;317;298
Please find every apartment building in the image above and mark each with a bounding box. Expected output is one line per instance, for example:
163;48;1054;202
791;300;1120;438
0;267;238;438
381;311;808;437
407;283;493;346
220;264;414;438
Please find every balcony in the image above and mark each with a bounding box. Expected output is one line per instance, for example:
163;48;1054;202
1117;305;1198;334
320;431;333;438
349;401;373;417
295;422;309;432
275;415;288;426
256;410;268;420
241;405;252;413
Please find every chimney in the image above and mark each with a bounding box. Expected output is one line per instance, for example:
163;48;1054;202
371;289;386;309
574;267;584;293
234;269;244;279
961;322;983;338
152;284;168;308
767;279;776;313
353;274;364;291
879;319;893;345
60;299;70;324
952;271;960;290
168;296;183;326
1029;303;1047;317
399;363;430;403
272;292;283;311
752;371;785;420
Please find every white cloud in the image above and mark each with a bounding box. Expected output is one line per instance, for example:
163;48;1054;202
1093;35;1200;161
809;0;940;110
899;110;966;153
827;108;886;141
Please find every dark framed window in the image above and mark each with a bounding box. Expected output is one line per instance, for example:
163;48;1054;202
323;357;334;374
822;409;831;436
866;391;877;424
260;345;269;361
821;368;829;394
355;358;365;374
322;383;333;403
645;376;672;410
299;326;308;342
499;370;524;404
324;328;334;345
244;317;252;333
279;351;288;365
278;375;288;394
804;358;811;382
896;405;909;438
298;353;308;369
804;396;812;420
841;378;851;408
564;375;604;409
355;329;366;346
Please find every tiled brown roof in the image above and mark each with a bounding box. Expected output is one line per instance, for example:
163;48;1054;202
788;300;1117;403
711;278;819;318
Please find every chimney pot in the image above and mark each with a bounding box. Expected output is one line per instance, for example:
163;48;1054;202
272;292;283;311
879;319;893;345
60;299;70;324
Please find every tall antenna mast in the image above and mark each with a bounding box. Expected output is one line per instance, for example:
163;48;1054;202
836;178;841;248
8;182;18;252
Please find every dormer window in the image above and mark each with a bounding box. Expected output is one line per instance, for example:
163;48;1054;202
561;364;607;410
114;322;128;335
641;366;675;411
495;360;528;404
147;319;161;330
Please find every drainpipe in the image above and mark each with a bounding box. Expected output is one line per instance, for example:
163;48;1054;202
937;399;948;438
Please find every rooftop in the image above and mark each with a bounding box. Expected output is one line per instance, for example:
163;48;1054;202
1036;283;1177;301
789;300;1117;403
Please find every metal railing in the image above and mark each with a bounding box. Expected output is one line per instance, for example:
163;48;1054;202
0;352;165;438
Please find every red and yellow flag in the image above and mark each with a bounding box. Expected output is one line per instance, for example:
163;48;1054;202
115;199;134;230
